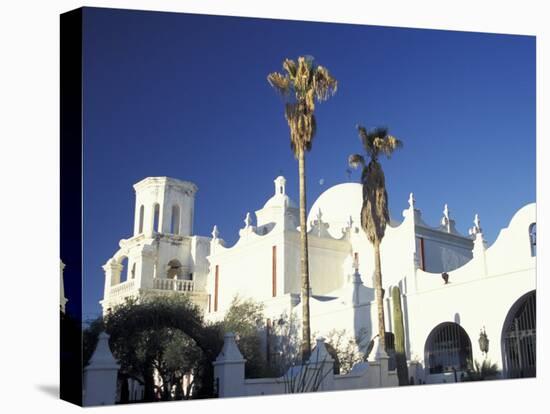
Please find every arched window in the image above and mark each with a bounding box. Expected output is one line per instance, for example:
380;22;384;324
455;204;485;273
529;223;536;257
424;323;472;374
138;205;144;234
167;259;183;279
171;205;180;235
119;256;129;283
153;203;160;233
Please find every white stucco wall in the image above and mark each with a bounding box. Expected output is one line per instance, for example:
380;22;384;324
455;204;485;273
207;225;286;314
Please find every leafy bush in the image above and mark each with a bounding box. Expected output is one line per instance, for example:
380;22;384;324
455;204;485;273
462;358;500;381
323;329;369;374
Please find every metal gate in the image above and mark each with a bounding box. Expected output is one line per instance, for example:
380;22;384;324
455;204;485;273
425;323;472;374
503;292;536;378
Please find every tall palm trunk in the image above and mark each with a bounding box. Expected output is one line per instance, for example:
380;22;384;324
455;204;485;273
298;148;312;362
374;241;386;353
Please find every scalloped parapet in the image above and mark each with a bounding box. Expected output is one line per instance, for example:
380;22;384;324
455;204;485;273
414;203;536;292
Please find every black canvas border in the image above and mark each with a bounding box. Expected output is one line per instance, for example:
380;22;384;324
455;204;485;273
60;7;83;407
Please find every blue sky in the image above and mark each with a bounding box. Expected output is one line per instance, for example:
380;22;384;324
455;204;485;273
78;7;535;320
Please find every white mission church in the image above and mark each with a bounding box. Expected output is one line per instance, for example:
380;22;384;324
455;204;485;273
100;175;536;385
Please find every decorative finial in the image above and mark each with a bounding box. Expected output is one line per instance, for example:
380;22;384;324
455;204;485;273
316;208;323;222
469;213;483;236
342;215;355;238
441;204;451;228
244;212;252;228
408;193;415;209
212;225;219;239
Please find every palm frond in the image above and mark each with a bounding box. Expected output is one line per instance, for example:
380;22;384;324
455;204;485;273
282;59;297;78
307;114;317;152
361;160;389;243
357;125;402;160
372;126;389;139
379;135;403;158
267;72;290;96
313;66;338;101
269;56;337;157
372;136;386;154
293;57;311;98
348;154;365;169
357;125;375;158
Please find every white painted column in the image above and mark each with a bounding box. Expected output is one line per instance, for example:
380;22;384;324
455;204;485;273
307;337;335;391
212;333;246;398
102;260;122;298
83;332;120;406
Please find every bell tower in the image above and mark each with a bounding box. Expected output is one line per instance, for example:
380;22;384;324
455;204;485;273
102;177;210;315
132;177;197;237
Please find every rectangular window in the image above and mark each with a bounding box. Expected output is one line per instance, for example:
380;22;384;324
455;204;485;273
272;246;277;297
416;237;426;271
214;265;219;312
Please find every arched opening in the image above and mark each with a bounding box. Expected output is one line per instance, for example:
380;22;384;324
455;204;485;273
502;291;536;378
529;223;536;256
153;203;160;233
424;322;472;374
138;205;144;234
167;259;184;279
171;205;180;235
119;256;129;283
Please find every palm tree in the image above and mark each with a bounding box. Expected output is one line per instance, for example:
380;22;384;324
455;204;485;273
349;126;402;354
268;56;337;362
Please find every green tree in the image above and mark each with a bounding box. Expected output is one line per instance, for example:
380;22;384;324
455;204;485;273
266;310;301;376
83;294;223;402
221;296;267;378
268;56;337;361
349;126;403;353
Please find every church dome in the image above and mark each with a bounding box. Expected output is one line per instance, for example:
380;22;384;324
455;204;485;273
307;183;362;238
